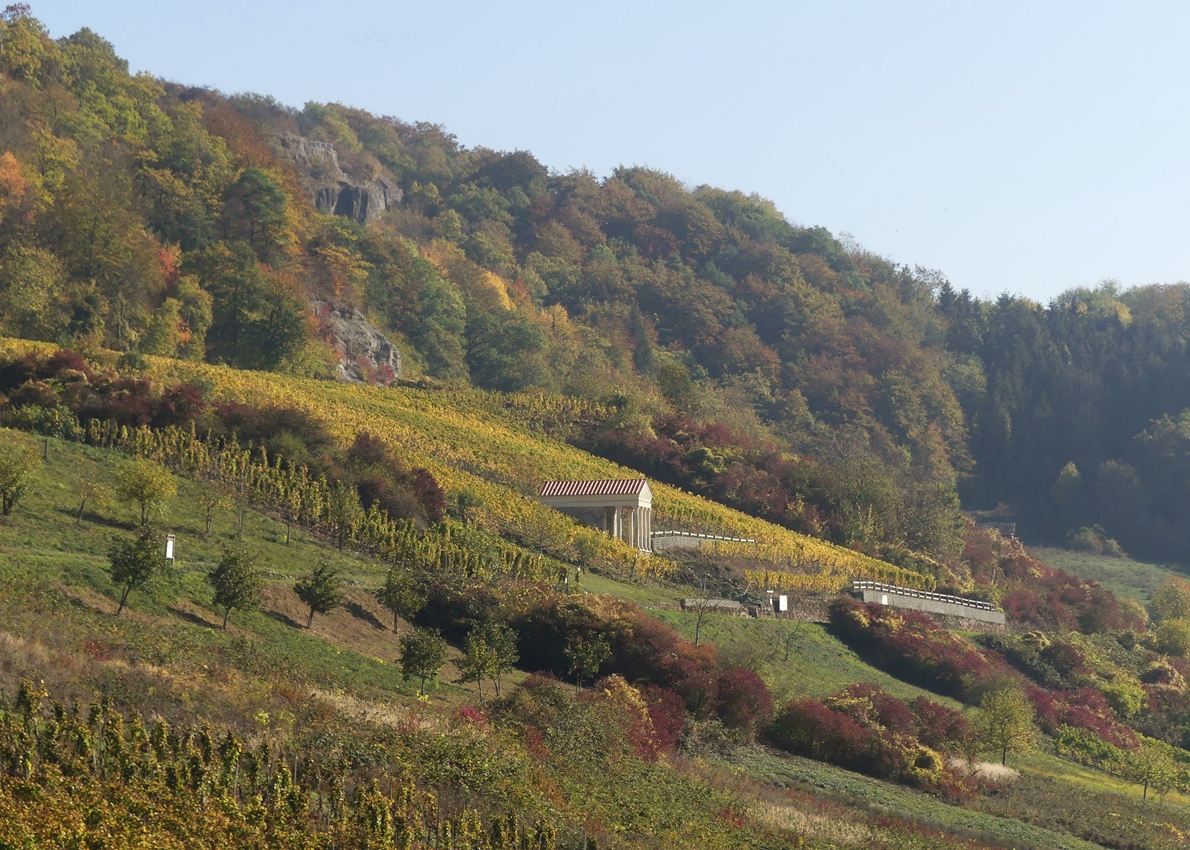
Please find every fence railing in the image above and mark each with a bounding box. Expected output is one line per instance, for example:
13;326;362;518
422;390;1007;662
851;580;1001;613
652;530;757;544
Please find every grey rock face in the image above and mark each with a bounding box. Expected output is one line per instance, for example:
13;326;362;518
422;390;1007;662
310;298;401;384
276;134;402;223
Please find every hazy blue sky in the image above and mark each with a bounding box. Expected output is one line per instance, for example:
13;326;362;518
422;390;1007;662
28;1;1190;301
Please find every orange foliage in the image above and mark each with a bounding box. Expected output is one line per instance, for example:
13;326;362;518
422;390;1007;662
0;151;28;220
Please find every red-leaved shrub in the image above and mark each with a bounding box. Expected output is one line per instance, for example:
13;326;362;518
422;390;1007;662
829;598;1009;701
713;668;774;741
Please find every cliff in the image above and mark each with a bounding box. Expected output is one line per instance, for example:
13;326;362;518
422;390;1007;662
310;298;402;384
275;133;402;223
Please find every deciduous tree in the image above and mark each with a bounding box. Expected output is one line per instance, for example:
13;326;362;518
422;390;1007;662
399;628;447;696
565;634;611;690
973;685;1035;766
375;566;425;635
293;561;343;628
208;546;261;630
0;433;39;516
107;527;161;615
115;458;175;526
1117;739;1177;801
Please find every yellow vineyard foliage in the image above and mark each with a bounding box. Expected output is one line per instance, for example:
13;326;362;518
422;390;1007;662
0;337;922;587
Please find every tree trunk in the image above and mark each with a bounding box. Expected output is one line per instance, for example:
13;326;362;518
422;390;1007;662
117;585;131;616
1001;746;1007;766
205;512;213;537
307;608;315;629
286;516;292;544
1143;780;1149;801
141;503;149;526
222;607;231;630
76;496;88;526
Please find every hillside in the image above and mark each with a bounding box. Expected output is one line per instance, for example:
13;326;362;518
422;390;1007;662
6;425;1190;849
9;8;1190;849
9;9;1190;573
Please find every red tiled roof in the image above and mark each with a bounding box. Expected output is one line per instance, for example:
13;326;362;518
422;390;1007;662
539;479;647;498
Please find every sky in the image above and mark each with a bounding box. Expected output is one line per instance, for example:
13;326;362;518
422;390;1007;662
27;1;1190;302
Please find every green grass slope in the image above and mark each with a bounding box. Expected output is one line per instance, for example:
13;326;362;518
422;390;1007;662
1032;545;1186;605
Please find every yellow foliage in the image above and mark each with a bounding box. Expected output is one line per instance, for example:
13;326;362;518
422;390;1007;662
2;338;916;588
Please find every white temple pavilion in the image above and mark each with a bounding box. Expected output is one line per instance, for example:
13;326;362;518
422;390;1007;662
538;479;653;552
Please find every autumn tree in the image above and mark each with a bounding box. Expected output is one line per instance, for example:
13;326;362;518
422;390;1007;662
107;527;161;615
1117;739;1178;801
195;477;230;538
1150;576;1190;624
973;685;1035;766
293;561;343;628
208;547;262;630
0;433;40;516
459;620;518;701
115;459;175;526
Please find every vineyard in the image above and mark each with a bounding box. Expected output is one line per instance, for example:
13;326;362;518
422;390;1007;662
140;349;923;589
1;338;934;592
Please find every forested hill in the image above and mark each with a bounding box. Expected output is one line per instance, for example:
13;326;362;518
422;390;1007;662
2;8;1190;568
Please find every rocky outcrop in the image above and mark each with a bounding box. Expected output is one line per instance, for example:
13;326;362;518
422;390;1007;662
276;134;402;223
310;299;401;384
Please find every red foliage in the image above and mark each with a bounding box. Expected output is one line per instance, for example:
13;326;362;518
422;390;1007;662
830;598;1010;701
1026;685;1137;749
771;686;975;796
963;522;1142;634
771;697;871;767
640;685;685;754
910;695;972;751
452;705;488;729
411;467;446;523
713;668;774;740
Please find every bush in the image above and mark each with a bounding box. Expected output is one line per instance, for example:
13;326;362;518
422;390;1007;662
1156;619;1190;657
713;668;773;741
769;685;973;796
1026;685;1137;749
829;598;1007;701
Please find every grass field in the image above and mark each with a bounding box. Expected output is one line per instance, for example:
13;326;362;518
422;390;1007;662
1031;545;1187;604
651;610;965;708
0;432;468;710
